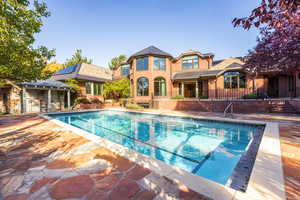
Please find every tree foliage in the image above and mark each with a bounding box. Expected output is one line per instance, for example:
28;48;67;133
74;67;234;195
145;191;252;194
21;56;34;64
64;49;92;67
42;61;63;78
0;0;55;82
63;78;81;92
103;78;130;99
108;55;127;70
233;0;300;74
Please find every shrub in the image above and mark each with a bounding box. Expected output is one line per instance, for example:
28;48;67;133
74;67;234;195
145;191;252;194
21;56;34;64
125;103;144;109
199;95;208;99
242;93;264;99
90;98;102;104
119;98;128;107
75;97;90;104
171;95;184;99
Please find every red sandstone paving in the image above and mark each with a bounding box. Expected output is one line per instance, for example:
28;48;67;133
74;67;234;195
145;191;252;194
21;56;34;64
0;112;299;199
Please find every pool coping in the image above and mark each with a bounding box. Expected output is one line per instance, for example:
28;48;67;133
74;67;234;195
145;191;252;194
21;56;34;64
40;108;286;200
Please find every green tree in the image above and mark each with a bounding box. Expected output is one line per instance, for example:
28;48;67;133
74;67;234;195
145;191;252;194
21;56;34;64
108;55;127;70
41;61;64;78
63;78;81;92
103;78;130;100
0;0;55;82
64;49;92;67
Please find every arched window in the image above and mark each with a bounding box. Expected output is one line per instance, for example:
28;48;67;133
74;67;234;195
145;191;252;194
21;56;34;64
137;77;149;96
224;72;246;89
154;77;166;96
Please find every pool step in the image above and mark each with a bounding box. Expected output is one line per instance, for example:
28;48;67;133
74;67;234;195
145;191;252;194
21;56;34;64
269;100;297;113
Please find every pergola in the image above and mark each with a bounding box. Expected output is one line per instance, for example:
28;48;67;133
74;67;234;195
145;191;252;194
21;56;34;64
20;80;72;113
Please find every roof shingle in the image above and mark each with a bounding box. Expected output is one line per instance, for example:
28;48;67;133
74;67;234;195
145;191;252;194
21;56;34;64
128;46;172;61
20;80;72;88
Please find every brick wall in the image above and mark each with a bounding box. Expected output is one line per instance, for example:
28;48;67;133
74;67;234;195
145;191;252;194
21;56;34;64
153;99;271;113
153;99;300;113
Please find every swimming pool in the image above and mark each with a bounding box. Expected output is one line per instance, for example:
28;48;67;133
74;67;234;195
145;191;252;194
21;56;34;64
48;110;264;186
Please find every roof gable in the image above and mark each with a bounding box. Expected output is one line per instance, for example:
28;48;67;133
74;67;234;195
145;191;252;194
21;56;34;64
128;46;172;61
51;63;113;82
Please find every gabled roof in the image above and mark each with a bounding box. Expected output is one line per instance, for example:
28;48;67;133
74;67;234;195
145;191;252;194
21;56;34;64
20;80;72;89
127;46;173;62
172;58;245;80
212;59;225;66
175;50;215;60
226;62;243;69
51;63;113;82
210;57;244;70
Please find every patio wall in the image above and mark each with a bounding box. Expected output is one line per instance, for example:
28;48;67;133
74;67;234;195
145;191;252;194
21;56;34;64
152;99;300;113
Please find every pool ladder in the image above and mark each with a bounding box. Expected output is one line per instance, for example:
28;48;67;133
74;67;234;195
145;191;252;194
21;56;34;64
224;102;234;117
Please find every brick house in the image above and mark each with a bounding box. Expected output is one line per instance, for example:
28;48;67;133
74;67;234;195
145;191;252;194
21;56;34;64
50;63;113;102
113;45;300;107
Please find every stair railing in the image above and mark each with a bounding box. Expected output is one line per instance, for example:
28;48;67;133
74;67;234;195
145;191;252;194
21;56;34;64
224;102;234;117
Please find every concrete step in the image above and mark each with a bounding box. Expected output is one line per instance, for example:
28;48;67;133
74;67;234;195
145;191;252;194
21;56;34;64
270;101;297;113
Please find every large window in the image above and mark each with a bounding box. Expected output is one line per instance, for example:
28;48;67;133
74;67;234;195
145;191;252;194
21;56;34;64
153;57;166;70
224;72;246;89
154;77;166;96
85;82;92;94
182;55;199;70
121;64;130;76
136;57;148;71
85;82;103;95
93;82;103;95
137;77;149;96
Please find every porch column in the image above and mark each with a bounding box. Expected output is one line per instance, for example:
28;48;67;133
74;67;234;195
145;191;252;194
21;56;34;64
181;82;184;97
67;90;71;109
195;81;199;98
91;82;94;96
47;89;51;112
22;88;27;113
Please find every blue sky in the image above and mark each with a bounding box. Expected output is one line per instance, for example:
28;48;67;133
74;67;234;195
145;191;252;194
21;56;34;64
35;0;260;67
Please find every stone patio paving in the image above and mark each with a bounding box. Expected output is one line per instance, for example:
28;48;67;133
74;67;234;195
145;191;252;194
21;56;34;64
0;110;299;200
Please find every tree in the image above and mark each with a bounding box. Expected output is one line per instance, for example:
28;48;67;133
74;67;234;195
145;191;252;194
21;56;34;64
63;78;81;92
42;61;64;78
233;0;300;74
64;49;92;67
108;55;127;70
103;78;130;99
0;0;55;82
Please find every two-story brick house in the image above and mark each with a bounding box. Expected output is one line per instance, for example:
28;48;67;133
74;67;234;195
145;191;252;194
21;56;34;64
113;45;300;107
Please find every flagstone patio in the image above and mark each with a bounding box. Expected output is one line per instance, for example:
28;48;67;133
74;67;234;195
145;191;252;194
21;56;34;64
0;110;299;200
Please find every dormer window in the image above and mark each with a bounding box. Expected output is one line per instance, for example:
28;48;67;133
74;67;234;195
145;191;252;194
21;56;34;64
182;55;199;70
121;64;130;76
136;56;148;71
153;57;166;70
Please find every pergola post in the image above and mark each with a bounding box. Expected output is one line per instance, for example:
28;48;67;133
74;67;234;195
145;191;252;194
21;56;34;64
22;88;27;113
67;90;71;110
47;89;51;112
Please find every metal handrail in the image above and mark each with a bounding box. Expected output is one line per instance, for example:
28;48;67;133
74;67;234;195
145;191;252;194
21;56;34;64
224;102;233;117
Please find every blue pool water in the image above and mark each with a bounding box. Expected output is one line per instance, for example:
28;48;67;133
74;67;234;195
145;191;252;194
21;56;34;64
49;110;263;185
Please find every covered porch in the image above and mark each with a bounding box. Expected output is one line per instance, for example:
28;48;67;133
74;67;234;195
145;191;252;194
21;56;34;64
20;80;73;113
177;80;208;98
